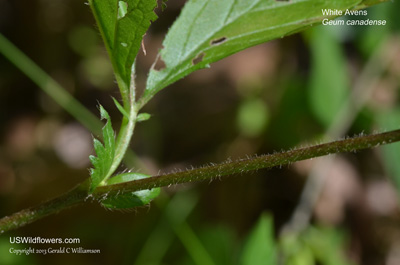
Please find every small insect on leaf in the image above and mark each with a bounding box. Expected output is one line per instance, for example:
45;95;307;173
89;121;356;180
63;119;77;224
101;173;160;209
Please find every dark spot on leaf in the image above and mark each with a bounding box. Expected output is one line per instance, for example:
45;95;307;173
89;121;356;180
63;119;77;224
192;52;205;65
153;54;166;71
210;37;227;46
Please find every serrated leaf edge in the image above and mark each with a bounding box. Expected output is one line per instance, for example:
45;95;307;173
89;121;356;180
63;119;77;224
89;105;116;192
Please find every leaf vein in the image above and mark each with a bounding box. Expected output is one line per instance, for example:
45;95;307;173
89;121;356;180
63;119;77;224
177;0;210;64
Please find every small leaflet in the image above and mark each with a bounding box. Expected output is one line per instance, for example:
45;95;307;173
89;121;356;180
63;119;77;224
89;106;116;192
101;173;160;209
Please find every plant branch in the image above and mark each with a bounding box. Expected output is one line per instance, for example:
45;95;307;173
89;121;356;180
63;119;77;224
94;130;400;197
0;180;90;233
110;66;138;179
1;129;399;233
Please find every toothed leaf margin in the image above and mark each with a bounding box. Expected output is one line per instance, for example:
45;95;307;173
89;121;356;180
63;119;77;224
89;106;116;192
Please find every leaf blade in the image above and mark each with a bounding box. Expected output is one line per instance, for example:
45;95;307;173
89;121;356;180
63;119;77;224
113;0;158;89
89;0;158;104
89;106;116;192
141;0;362;107
88;0;117;53
308;27;349;127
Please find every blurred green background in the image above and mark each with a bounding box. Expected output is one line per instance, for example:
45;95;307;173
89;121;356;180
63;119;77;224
0;0;400;264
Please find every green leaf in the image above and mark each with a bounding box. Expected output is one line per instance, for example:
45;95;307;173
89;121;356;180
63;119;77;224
240;213;276;265
140;0;362;107
88;0;158;104
136;113;151;122
196;226;236;265
112;97;129;119
280;226;353;265
307;26;349;127
89;106;116;192
305;227;354;265
101;173;160;209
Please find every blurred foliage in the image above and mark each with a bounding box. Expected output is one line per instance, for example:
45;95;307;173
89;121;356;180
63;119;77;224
240;213;276;265
307;26;349;128
0;1;399;265
281;226;354;265
0;237;35;265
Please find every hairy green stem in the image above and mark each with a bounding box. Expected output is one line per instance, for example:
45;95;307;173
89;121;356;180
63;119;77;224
1;129;399;233
109;66;138;179
94;130;400;197
0;180;89;233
